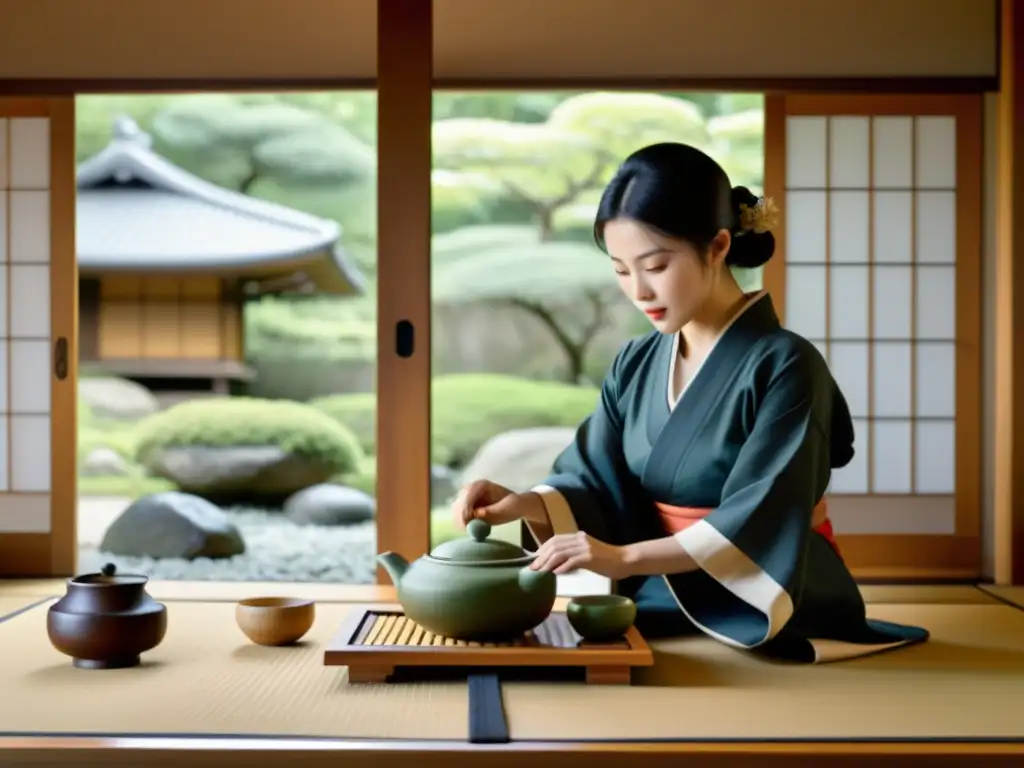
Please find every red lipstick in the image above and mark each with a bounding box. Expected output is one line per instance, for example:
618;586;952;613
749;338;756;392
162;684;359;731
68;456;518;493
643;308;667;321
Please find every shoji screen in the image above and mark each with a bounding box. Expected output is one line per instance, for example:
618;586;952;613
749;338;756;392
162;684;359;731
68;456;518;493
763;94;982;579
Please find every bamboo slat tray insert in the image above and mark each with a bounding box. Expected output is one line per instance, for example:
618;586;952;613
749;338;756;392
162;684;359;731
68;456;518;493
324;604;653;684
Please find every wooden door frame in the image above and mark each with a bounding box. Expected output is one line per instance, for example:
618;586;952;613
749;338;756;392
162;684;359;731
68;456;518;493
0;5;1002;580
0;85;992;582
764;93;984;580
0;97;77;576
993;0;1024;585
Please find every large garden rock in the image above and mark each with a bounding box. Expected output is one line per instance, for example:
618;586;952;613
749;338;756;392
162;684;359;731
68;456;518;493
458;427;577;492
79;377;160;421
284;483;375;526
99;491;246;560
134;396;364;503
147;445;336;499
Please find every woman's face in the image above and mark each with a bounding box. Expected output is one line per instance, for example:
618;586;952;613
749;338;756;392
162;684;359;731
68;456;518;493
603;218;729;334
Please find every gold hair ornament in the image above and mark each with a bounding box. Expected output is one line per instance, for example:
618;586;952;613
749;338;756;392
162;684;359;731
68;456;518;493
738;196;781;235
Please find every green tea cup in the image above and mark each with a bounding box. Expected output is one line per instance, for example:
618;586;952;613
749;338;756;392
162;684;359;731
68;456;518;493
566;594;637;641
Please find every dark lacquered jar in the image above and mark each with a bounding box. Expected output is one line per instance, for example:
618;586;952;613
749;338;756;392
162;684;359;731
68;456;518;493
47;563;167;669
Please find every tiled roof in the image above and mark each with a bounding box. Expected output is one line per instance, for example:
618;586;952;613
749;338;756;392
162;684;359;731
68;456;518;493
76;116;363;293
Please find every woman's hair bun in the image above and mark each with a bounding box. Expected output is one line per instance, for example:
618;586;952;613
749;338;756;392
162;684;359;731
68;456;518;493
592;143;782;270
726;186;779;269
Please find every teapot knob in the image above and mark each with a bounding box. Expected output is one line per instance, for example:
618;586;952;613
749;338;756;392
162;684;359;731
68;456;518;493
467;518;491;542
101;563;117;577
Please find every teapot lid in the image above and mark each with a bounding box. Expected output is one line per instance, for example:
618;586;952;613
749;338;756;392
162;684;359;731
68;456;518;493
429;519;533;563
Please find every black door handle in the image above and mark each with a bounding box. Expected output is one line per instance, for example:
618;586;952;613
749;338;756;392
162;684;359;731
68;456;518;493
54;337;68;380
395;320;415;358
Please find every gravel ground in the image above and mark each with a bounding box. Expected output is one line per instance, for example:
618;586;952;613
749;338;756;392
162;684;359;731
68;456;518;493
78;507;378;583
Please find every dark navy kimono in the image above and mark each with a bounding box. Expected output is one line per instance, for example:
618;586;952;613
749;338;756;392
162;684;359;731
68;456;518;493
526;292;929;663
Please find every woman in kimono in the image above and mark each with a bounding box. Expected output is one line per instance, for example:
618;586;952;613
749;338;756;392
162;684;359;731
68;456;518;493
452;142;929;664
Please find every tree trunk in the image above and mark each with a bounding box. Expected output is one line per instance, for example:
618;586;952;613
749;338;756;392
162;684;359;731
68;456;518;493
563;344;587;385
537;207;555;242
509;298;599;385
238;169;260;195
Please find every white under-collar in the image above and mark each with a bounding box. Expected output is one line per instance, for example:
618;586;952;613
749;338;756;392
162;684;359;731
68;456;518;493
667;291;768;410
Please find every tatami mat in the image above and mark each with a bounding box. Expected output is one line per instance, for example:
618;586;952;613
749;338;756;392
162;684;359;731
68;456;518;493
0;580;55;598
0;600;467;739
503;603;1024;741
979;585;1024;609
858;585;996;604
0;595;50;621
1;598;1021;742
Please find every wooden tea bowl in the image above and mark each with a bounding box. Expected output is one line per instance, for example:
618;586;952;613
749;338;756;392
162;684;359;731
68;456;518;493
236;597;315;646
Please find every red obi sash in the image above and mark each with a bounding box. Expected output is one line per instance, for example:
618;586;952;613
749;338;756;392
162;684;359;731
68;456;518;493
655;498;842;558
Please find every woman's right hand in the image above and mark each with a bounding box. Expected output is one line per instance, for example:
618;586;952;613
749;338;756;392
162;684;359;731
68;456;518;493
451;479;546;529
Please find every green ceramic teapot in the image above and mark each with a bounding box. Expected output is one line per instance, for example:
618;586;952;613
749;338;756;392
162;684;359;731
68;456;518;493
377;518;557;641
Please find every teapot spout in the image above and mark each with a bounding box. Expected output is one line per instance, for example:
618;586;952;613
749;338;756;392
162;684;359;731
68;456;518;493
376;551;410;586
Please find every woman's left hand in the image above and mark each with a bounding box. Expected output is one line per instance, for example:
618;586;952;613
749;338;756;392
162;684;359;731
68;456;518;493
529;531;630;580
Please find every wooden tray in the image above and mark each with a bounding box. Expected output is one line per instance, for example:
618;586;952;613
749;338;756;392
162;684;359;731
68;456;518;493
324;603;654;684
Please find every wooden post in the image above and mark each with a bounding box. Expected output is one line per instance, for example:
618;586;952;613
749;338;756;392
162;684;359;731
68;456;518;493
994;0;1024;584
375;0;434;583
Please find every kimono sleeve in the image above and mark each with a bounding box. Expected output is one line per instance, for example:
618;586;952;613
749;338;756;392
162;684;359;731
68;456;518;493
526;347;642;547
666;348;835;650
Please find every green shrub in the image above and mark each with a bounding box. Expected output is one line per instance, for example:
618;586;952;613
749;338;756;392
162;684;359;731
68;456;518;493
133;396;364;475
311;374;598;469
430;375;597;467
78;474;177;499
78;398;95;429
309;392;377;454
246;296;376;363
78;426;138;463
78;394;148;449
334;454;377;496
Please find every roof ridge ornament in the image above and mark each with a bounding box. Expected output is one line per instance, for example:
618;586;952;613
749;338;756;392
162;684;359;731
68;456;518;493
112;115;153;149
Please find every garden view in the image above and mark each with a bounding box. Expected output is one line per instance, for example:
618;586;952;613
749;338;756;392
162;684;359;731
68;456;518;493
75;90;765;583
